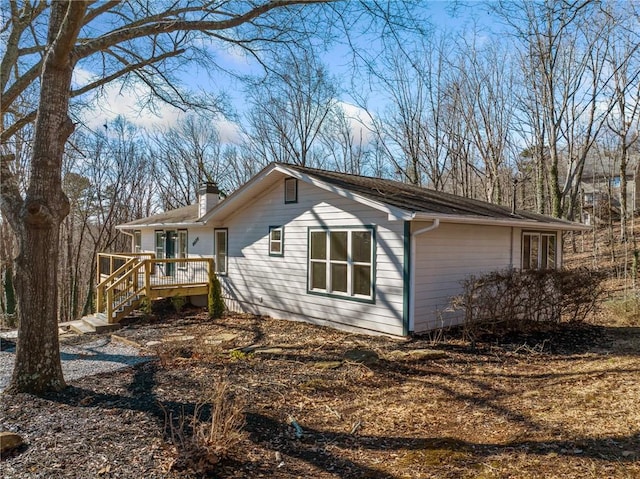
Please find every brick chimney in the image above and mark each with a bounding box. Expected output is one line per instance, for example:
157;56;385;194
198;182;220;217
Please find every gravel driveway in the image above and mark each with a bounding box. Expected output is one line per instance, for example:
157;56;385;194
0;334;153;391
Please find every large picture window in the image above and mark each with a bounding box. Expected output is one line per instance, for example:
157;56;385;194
308;227;375;301
215;229;228;275
522;232;557;269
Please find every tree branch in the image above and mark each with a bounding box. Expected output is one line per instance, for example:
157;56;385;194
0;153;24;231
73;0;330;60
70;48;185;97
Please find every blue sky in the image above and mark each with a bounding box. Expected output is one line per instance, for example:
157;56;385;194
76;1;501;141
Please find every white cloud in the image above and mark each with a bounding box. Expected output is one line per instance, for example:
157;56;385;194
75;78;244;144
78;81;186;131
336;101;376;145
216;119;242;144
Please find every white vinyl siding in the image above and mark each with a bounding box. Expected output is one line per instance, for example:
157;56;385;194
218;178;405;336
412;223;513;333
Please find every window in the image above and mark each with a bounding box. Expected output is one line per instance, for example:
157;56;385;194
178;230;188;269
214;229;228;275
522;232;557;269
269;226;284;256
284;177;297;203
133;230;141;253
308;227;374;300
154;231;165;259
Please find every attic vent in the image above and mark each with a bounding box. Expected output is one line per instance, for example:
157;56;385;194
284;178;298;204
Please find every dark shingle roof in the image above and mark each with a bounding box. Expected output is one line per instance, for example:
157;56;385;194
286;164;577;226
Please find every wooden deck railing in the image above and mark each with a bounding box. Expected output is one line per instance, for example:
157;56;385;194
96;253;214;323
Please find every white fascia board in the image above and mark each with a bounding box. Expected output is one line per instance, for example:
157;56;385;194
200;163;413;224
199;165;279;224
280;166;413;221
411;212;589;231
116;222;201;231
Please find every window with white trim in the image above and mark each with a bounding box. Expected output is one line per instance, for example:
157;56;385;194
269;226;284;256
177;230;188;269
308;228;374;300
154;231;165;259
522;232;557;269
214;229;228;275
133;230;141;253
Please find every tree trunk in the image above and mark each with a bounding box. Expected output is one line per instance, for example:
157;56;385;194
7;1;87;394
620;147;628;242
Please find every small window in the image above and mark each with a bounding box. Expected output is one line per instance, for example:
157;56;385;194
133;230;141;253
308;227;375;301
284;177;298;203
522;232;557;269
215;229;228;275
269;226;284;256
178;230;188;269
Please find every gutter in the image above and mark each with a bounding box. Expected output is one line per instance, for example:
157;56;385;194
408;218;441;334
411;212;588;231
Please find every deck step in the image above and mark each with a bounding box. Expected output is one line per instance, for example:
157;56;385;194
83;315;122;333
69;315;123;335
68;320;95;335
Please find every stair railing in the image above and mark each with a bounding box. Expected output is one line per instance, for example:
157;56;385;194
105;261;147;323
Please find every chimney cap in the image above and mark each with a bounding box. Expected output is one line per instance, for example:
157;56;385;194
198;182;219;194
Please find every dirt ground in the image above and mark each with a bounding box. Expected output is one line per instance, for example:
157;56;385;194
1;302;639;479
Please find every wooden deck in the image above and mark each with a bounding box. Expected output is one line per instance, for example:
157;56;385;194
96;253;213;323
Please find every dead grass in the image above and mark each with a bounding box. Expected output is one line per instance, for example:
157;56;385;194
97;308;640;479
163;380;245;474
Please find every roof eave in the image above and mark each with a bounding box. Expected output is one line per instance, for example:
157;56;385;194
200;162;415;223
411;212;589;231
279;165;414;221
116;221;202;231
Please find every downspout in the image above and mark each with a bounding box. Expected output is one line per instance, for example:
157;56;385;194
408;218;440;334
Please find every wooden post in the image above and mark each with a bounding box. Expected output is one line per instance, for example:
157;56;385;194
106;287;114;324
96;285;103;313
144;259;151;299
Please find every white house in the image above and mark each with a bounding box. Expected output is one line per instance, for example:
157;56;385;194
116;162;586;336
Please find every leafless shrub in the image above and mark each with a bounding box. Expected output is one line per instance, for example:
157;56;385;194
450;268;605;339
163;381;245;473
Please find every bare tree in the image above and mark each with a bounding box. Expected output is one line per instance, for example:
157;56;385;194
369;37;453;188
602;4;640;241
242;50;337;167
151;115;231;209
321;104;371;175
452;34;517;204
0;0;342;393
499;1;609;218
